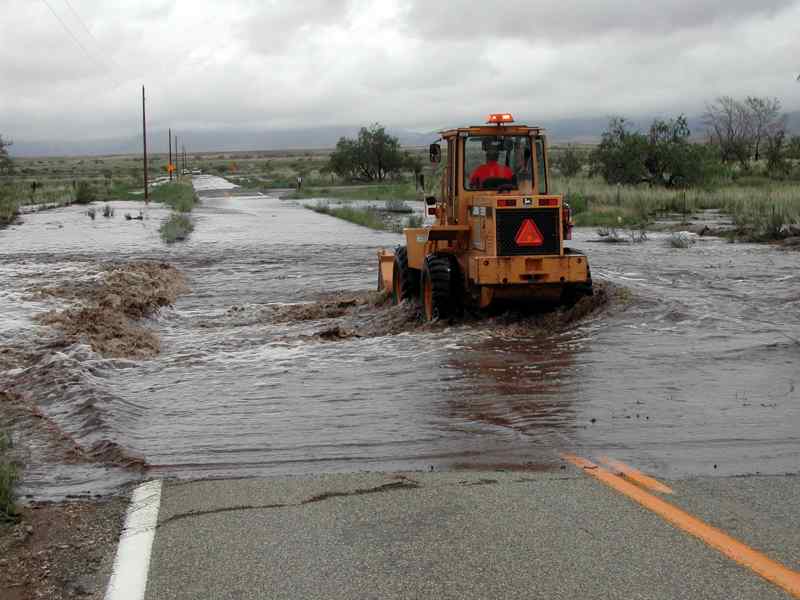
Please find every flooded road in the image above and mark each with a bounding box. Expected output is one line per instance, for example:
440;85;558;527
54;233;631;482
1;176;798;500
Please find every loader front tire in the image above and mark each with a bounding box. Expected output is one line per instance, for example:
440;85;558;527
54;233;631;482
421;254;457;322
392;246;418;304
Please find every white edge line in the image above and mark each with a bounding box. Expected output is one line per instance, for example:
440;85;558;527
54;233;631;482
104;480;163;600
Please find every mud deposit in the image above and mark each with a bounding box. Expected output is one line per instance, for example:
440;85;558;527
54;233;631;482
1;177;799;500
33;262;187;358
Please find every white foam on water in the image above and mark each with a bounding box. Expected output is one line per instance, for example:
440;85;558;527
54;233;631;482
191;174;239;191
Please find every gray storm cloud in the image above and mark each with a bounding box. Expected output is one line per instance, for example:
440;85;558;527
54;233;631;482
0;0;798;143
399;0;797;39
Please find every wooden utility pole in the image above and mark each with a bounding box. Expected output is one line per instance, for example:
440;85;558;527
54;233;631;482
142;85;149;202
174;134;179;179
168;127;173;182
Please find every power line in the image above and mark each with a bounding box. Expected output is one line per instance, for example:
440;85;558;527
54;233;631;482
40;0;112;72
61;0;101;45
60;0;121;70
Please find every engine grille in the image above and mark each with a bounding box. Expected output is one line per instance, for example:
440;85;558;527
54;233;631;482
496;208;560;256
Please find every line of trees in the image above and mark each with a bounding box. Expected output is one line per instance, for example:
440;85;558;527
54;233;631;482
327;124;421;183
589;115;720;187
576;95;799;187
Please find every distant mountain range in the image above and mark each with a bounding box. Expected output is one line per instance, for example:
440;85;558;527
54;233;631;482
9;112;800;157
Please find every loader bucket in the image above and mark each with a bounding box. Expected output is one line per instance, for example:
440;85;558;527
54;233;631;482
377;249;395;292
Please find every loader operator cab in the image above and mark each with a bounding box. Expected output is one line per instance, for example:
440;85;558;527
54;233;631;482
466;136;533;194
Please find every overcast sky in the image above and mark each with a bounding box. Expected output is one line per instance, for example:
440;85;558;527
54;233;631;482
1;0;799;142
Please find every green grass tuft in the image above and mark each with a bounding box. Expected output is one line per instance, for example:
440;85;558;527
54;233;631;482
288;182;417;201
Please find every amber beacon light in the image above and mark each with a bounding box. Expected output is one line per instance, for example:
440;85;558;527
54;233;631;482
487;113;514;124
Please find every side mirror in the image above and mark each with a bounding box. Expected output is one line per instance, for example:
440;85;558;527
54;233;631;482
425;195;437;206
429;143;441;163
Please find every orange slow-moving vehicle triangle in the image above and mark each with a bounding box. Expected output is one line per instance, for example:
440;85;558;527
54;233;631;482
514;218;544;246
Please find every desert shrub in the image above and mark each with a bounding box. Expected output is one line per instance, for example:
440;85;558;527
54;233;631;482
150;183;196;212
159;213;194;243
0;184;19;226
75;180;98;204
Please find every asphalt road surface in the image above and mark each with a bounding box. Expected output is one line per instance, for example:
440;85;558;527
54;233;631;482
105;460;800;600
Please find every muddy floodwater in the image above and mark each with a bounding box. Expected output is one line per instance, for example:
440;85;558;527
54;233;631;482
1;176;798;500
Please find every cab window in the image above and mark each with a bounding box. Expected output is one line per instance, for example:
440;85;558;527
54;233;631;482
464;136;532;192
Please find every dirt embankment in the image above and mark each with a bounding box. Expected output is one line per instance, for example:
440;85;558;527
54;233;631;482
0;497;126;600
33;262;188;358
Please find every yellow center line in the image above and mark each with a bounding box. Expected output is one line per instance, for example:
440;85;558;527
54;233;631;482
597;456;674;494
562;453;800;598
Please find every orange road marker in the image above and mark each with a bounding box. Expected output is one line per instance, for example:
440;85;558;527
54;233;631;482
562;453;800;599
597;456;674;494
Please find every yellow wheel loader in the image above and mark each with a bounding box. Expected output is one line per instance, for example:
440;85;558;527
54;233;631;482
378;113;592;321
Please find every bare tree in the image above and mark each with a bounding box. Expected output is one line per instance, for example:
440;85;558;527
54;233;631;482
703;96;788;168
702;97;753;169
745;96;782;161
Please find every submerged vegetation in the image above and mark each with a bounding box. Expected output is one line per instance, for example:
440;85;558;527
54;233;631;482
307;202;422;233
155;182;198;244
308;203;387;230
159;212;195;243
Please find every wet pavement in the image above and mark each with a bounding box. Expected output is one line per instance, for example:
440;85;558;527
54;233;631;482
1;175;798;500
144;469;800;600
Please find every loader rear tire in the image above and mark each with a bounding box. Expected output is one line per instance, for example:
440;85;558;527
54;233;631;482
561;266;593;306
421;254;458;322
392;246;418;305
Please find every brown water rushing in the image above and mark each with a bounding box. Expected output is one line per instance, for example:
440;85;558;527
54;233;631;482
1;176;798;500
